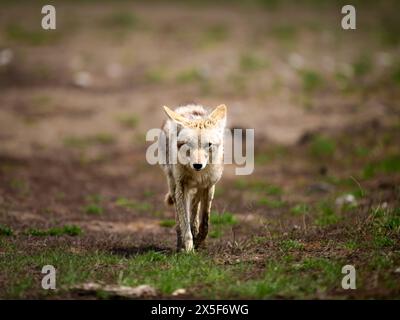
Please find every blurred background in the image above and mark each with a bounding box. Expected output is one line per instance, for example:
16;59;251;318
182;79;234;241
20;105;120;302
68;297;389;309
0;0;399;156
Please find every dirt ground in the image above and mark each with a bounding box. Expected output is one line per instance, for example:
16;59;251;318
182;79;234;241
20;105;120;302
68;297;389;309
0;1;399;299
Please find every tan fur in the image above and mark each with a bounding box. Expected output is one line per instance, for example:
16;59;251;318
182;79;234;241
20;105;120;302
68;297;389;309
160;104;227;252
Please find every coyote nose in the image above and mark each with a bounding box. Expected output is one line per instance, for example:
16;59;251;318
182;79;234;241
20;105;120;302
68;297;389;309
193;163;203;171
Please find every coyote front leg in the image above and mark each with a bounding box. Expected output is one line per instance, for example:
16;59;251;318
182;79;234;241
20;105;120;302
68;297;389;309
174;183;194;252
195;185;215;248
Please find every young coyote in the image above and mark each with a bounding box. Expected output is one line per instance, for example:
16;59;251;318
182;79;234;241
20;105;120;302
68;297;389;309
160;104;227;252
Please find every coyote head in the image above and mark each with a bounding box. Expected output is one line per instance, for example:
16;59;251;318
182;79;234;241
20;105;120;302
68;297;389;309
163;104;227;171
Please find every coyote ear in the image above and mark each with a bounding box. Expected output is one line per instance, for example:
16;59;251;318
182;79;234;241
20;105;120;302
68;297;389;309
163;106;192;127
208;104;227;125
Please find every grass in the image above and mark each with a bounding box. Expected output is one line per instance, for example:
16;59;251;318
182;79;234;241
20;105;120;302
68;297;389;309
239;53;268;72
63;133;116;149
353;54;372;78
0;225;13;236
258;197;285;209
209;211;237;239
270;25;297;42
5;24;59;46
227;257;341;299
370;207;399;248
117;114;139;129
363;154;400;178
160;219;175;228
83;204;103;215
0;247;121;298
9;178;30;195
299;69;323;93
83;194;104;215
100;12;139;29
176;68;206;83
115;197;151;212
280;239;304;251
25;225;82;237
290;203;310;216
144;68;167;84
310;135;336;158
315;201;340;226
210;211;237;226
234;179;282;195
120;251;237;296
202;25;229;46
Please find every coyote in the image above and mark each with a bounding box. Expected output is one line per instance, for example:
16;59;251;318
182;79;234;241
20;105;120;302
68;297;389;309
160;104;227;252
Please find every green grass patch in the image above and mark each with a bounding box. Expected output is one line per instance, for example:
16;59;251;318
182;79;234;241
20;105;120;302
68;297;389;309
258;197;285;209
270;25;297;42
315;201;340;226
63;133;116;149
5;24;59;46
210;211;237;226
0;225;13;236
227;257;341;299
234;179;282;195
0;247;121;298
309;135;336;158
202;24;229;46
363;154;400;178
120;251;237;296
239;53;269;72
9;178;30;195
83;194;104;215
117;114;139;129
343;240;359;250
83;204;103;215
115;197;151;212
280;239;304;251
370;207;399;248
353;54;372;78
290;203;310;216
25;225;82;237
299;69;323;93
100;12;140;29
176;68;206;83
160;219;175;228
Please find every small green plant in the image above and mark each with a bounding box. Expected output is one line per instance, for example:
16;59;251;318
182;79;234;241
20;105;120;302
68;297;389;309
160;219;175;228
9;179;30;195
6;24;59;45
0;225;13;236
83;204;103;215
101;12;139;29
315;201;340;226
26;225;82;237
310;135;336;158
280;239;304;251
343;240;359;250
299;69;323;93
210;211;237;226
115;197;151;212
117;114;139;129
363;154;400;178
239;53;268;72
176;68;206;83
202;24;229;45
353;55;372;77
258;197;285;209
290;203;310;216
83;194;104;215
270;25;297;42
